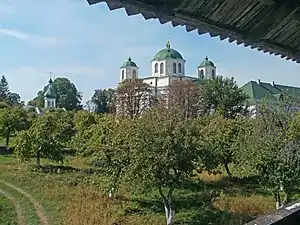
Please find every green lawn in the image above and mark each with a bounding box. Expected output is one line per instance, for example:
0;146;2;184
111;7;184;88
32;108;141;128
0;155;279;225
0;195;17;225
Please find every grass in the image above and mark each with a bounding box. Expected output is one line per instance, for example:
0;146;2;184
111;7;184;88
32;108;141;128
0;155;281;225
0;195;17;225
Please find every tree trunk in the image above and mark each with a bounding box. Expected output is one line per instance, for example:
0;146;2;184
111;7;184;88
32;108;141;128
5;133;10;149
36;151;41;167
275;190;281;209
164;201;175;225
159;187;175;225
223;160;232;177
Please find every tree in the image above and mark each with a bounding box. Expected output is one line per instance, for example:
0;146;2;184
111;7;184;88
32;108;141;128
201;115;243;177
88;115;134;198
116;79;152;118
28;77;82;110
7;92;24;106
235;100;300;209
0;107;28;148
167;80;199;118
198;76;248;118
123;107;201;225
71;110;96;156
91;88;116;114
14;111;71;166
0;75;9;102
0;75;23;106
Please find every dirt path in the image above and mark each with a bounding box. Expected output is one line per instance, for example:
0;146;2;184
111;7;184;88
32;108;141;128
0;180;50;225
0;188;26;225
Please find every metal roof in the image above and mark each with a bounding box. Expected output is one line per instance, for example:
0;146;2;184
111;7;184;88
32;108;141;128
87;0;300;63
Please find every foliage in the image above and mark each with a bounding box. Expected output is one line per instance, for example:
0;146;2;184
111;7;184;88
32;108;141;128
0;75;23;106
124;107;201;224
0;107;28;147
116;79;152;118
71;110;96;156
198;76;248;118
14;111;71;166
167;80;199;118
29;77;82;110
91;88;116;114
201;115;244;177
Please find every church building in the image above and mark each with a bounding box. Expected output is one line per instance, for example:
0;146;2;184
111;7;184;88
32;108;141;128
119;41;216;99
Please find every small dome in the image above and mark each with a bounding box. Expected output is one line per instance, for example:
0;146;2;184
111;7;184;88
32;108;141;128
152;41;184;61
120;57;138;68
44;79;57;98
198;56;215;68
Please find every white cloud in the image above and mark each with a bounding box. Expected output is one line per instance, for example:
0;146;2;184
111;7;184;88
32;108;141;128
0;28;61;45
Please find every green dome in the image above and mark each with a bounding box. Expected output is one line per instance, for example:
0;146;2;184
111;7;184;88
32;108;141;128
44;79;56;98
198;57;215;68
120;57;138;68
152;41;184;61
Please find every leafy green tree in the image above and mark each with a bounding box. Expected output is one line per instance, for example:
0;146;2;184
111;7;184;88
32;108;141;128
71;110;96;156
91;88;116;114
124;107;201;225
29;77;82;110
235;100;300;209
0;107;28;148
88;115;133;198
0;75;9;102
14;111;70;166
198;76;248;118
202;115;243;177
7;92;24;106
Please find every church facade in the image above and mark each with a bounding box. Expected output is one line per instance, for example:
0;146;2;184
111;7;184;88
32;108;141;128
119;41;216;99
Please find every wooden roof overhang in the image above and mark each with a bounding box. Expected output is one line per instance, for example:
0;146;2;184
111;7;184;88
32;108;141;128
87;0;300;63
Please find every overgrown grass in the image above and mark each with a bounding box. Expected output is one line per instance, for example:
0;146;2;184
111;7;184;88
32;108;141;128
0;195;17;225
0;155;280;225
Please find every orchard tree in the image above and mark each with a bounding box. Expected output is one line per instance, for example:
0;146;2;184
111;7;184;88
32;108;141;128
125;107;201;225
14;111;71;166
167;80;199;118
0;107;28;148
88;115;134;198
29;77;82;110
91;88;116;114
235;100;300;209
116;79;152;118
71;110;96;156
202;115;243;177
198;76;248;118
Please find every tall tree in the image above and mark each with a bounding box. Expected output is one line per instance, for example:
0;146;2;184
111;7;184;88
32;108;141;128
0;75;9;102
198;76;248;118
91;88;116;114
167;80;199;118
28;77;82;110
116;79;152;118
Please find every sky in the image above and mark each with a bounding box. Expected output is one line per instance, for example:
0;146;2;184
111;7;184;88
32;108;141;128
0;0;300;104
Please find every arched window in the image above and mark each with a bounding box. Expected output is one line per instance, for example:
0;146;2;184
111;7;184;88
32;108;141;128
132;70;137;79
212;69;215;78
198;70;204;79
154;63;158;73
178;63;182;73
173;63;176;73
121;70;125;80
160;62;164;74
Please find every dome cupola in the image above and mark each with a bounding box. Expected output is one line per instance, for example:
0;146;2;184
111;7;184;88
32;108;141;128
120;57;139;82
